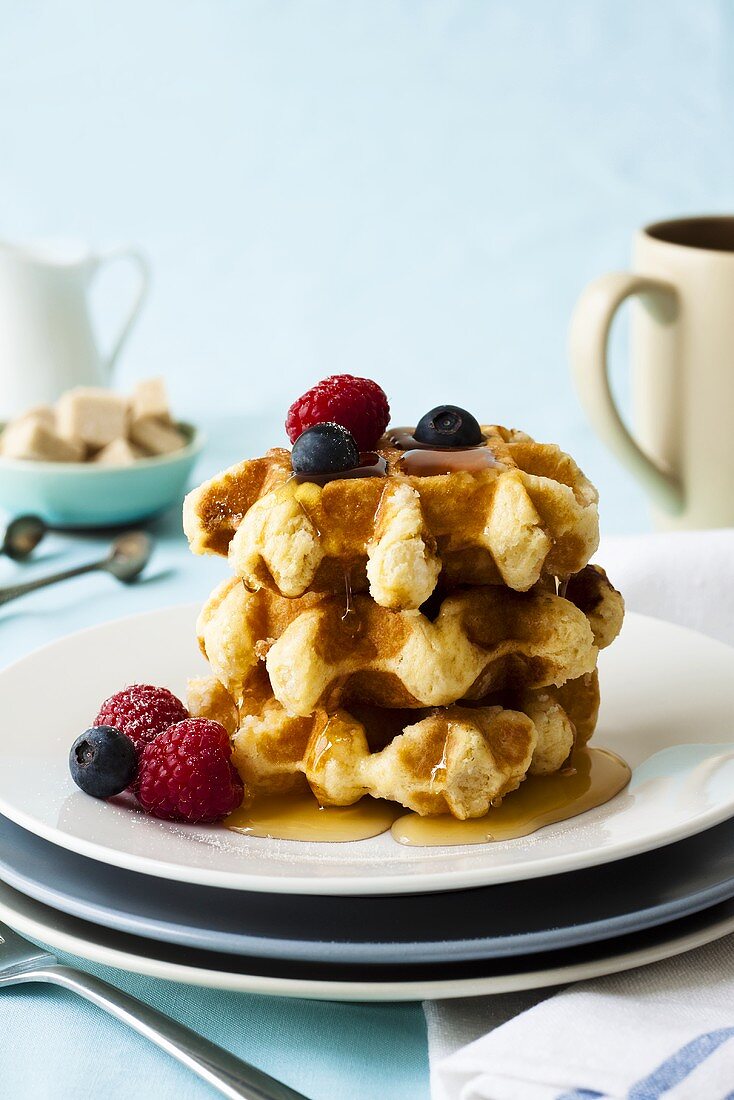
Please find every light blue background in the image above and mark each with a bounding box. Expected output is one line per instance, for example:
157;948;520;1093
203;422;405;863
0;3;730;1097
4;0;732;532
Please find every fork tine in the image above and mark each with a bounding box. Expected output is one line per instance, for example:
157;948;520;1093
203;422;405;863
0;921;56;979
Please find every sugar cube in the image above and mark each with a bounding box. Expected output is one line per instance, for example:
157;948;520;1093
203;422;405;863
57;387;129;449
131;377;171;424
19;405;56;429
1;418;85;462
130;417;186;456
93;437;144;467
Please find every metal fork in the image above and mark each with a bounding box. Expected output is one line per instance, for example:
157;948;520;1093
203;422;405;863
0;921;308;1100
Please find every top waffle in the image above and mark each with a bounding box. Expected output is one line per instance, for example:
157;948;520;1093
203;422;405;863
183;425;599;609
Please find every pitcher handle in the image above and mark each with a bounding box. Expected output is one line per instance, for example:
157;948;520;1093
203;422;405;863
569;271;684;515
89;246;151;376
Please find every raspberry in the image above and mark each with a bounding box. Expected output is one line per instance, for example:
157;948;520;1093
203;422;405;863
137;719;244;823
286;375;390;451
94;684;189;754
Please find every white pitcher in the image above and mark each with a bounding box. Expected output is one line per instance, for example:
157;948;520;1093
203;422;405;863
0;239;150;419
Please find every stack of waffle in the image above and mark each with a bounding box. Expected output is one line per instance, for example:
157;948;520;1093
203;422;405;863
183;423;624;820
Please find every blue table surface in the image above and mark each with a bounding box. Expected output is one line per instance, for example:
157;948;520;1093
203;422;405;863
0;414;645;1100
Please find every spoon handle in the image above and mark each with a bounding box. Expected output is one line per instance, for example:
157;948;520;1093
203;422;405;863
0;560;102;606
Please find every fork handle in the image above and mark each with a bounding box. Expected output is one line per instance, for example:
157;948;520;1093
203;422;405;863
19;965;309;1100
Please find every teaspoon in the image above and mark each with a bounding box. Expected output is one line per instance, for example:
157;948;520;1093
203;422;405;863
0;532;153;606
1;514;48;561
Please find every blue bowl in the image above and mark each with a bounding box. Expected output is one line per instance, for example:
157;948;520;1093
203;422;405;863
0;422;205;528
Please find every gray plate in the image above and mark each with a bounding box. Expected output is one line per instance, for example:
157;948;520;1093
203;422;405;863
2;813;734;964
2;873;734;988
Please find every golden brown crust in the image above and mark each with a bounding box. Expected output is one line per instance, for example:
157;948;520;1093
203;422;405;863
197;579;600;716
183;426;600;608
565;565;625;650
188;672;600;818
230;681;537;818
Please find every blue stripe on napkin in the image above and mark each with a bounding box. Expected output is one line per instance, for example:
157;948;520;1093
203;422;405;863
556;1091;604;1099
557;1027;734;1100
628;1027;734;1098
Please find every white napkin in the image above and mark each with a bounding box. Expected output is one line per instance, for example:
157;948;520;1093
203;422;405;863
425;528;734;1100
598;529;734;648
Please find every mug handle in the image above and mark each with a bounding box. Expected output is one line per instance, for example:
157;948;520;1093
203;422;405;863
569;271;684;515
89;246;151;376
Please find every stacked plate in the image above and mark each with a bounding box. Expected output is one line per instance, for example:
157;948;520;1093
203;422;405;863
1;604;733;1001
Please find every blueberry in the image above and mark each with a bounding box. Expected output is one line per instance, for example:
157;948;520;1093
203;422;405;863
291;422;360;475
414;406;483;447
69;726;137;799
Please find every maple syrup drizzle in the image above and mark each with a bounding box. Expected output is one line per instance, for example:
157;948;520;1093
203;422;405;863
388;427;487;451
292;494;321;537
224;747;630;846
293;453;387;486
387;426;504;476
392;747;630;846
399;447;504;477
309;716;334;772
342;568;355;622
225;792;402;843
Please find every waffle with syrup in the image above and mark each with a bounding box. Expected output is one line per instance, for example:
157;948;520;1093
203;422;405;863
183;425;600;610
189;565;621;817
195;570;619;718
187;666;602;819
184;376;624;821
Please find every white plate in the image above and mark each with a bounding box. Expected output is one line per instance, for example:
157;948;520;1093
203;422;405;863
0;606;733;896
1;877;733;1002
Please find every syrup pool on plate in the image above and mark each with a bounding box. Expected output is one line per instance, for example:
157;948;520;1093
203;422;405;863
393;747;631;846
226;792;402;842
225;747;631;846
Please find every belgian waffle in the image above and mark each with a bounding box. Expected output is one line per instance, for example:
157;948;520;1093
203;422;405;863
184;426;600;609
565;564;624;649
197;575;609;716
187;670;600;818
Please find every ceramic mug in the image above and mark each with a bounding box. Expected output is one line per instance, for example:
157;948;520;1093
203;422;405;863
570;215;734;530
0;239;149;419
